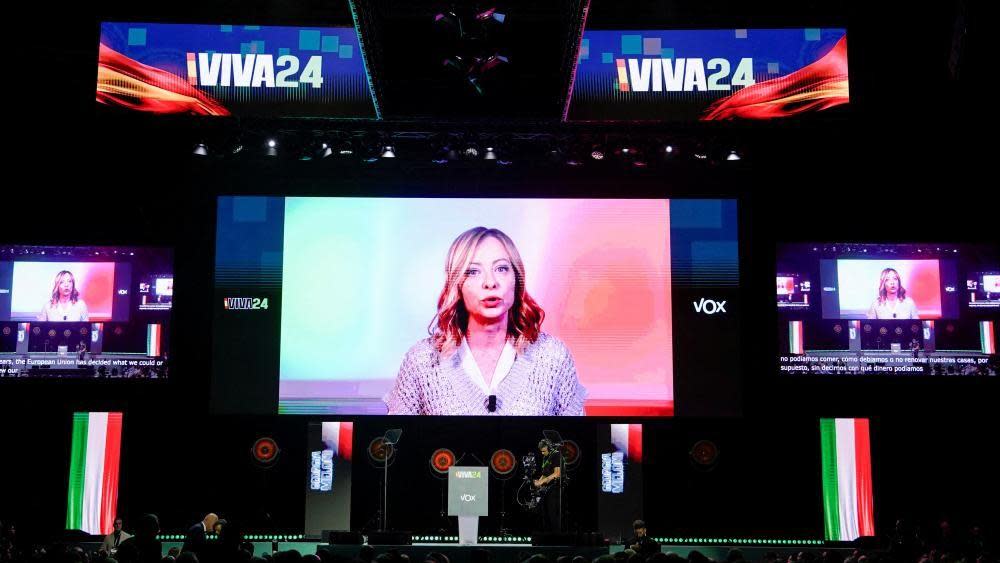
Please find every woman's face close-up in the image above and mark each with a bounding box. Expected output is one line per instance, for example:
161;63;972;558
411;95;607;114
884;271;899;294
461;236;516;324
59;275;74;296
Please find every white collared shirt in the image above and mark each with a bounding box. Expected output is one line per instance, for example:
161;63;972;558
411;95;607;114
458;338;517;395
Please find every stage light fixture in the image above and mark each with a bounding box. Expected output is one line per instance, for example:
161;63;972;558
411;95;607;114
193;143;208;156
381;145;396;158
484;146;497;160
476;7;506;24
433;11;463;40
267;139;276;148
727;150;741;161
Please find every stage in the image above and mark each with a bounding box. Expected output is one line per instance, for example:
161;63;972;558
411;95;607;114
115;541;858;561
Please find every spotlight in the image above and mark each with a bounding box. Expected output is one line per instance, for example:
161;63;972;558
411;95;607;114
433;11;463;40
475;7;506;24
431;136;459;164
665;145;674;154
478;54;509;73
193;143;208;156
484;146;497;160
265;139;278;157
727;150;741;161
380;145;396;158
337;140;354;156
267;139;277;148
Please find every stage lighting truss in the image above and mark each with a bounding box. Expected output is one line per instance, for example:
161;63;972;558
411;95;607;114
183;127;746;166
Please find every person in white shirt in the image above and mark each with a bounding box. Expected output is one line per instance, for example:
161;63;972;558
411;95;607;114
101;517;131;555
867;267;920;319
37;270;89;322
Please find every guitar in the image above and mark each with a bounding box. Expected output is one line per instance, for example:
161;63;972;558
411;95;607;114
524;474;567;510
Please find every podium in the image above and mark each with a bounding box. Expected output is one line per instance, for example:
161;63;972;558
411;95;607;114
448;466;488;545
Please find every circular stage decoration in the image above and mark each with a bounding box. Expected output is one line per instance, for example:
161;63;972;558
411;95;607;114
63;329;72;338
689;440;719;468
32;326;40;335
561;440;581;468
367;437;395;465
48;329;57;338
252;437;280;465
430;448;456;475
863;324;872;333
833;323;843;334
490;449;517;476
1;327;9;336
81;327;89;336
894;326;903;335
911;324;920;334
879;327;888;336
114;327;124;336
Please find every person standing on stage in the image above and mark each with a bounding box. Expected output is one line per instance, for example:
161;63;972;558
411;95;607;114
627;520;661;557
182;513;218;556
533;439;564;531
101;517;131;555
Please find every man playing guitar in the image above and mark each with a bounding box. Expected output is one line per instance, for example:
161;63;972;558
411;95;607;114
533;439;563;531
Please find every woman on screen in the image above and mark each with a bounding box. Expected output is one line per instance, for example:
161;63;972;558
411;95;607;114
384;227;586;416
38;270;89;322
867;267;920;319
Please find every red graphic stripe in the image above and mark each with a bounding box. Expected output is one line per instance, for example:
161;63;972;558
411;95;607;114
702;34;849;120
339;422;353;462
97;43;230;116
853;418;875;537
99;413;123;535
628;424;643;463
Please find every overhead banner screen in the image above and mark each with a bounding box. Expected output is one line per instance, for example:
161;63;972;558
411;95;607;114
97;22;378;118
565;28;848;122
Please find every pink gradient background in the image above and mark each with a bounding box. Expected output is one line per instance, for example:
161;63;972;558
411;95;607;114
10;262;117;321
836;259;942;319
278;198;673;416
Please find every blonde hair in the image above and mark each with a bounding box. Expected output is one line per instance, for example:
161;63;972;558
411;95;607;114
429;227;544;353
50;271;80;305
877;268;907;303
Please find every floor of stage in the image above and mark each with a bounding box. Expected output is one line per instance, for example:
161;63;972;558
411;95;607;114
140;542;859;561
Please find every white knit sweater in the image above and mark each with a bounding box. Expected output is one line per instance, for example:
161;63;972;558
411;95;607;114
383;332;586;416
